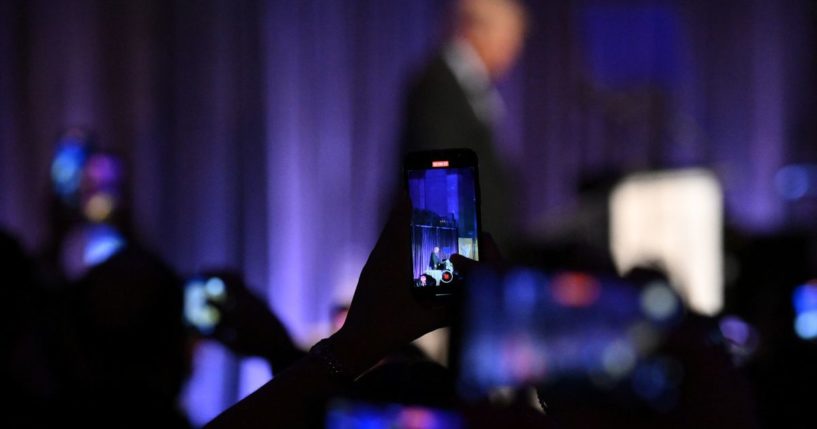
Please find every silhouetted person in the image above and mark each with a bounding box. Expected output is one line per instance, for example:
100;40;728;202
429;245;444;269
1;230;60;427
401;0;527;254
55;246;191;428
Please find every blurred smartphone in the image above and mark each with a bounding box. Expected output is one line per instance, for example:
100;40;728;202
457;265;681;394
404;149;481;298
326;399;464;429
183;276;228;334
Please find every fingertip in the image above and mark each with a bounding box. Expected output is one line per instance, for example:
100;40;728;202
449;253;467;263
450;253;475;268
478;231;503;263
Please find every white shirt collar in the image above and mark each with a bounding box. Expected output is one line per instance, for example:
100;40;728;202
443;39;506;125
443;39;492;95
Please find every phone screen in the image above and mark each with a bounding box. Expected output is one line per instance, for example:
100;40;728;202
183;276;227;334
458;266;681;393
405;150;480;297
326;400;464;429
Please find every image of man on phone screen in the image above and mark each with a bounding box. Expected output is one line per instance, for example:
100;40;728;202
429;246;444;270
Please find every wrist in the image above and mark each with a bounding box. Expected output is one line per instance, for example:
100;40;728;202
322;328;392;379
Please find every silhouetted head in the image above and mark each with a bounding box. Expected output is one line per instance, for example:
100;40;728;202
453;0;527;79
0;230;35;354
64;246;190;426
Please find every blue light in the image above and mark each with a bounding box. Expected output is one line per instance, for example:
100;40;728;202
795;311;817;340
51;143;89;201
775;165;817;200
83;225;125;267
719;315;750;345
793;283;817;313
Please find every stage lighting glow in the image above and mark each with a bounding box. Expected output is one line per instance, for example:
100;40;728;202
640;282;679;322
793;283;817;340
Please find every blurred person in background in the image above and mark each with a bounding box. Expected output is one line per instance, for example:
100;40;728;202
10;128;196;427
53;246;191;428
400;0;528;255
0;230;59;427
40;128;131;285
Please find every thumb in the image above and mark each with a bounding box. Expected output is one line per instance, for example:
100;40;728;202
450;254;479;275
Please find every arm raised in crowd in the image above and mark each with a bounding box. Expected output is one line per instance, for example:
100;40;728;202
204;196;450;429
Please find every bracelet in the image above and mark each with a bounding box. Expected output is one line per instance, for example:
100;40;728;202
309;338;354;384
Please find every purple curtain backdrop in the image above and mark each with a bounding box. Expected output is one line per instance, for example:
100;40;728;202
1;0;815;425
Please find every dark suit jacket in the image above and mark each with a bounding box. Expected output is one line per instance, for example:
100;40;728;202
429;251;442;269
401;55;517;253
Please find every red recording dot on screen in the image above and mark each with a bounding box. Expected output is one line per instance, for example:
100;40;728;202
432;160;449;168
442;271;452;282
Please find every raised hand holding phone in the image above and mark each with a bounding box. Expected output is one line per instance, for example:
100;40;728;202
404;149;482;298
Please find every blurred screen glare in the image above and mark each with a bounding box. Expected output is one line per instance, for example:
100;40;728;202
83;224;125;266
461;267;681;391
775;164;817;200
51;141;88;201
640;282;679;322
793;282;817;340
184;277;227;332
610;169;723;315
326;401;464;429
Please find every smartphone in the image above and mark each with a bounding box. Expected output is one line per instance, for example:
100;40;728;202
457;265;681;393
183;276;228;334
404;149;481;298
326;399;464;429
